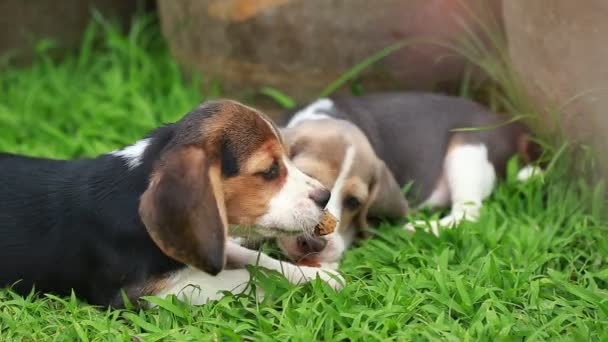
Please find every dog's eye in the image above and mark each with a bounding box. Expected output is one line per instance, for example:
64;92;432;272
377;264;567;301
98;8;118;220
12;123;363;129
258;160;280;180
344;196;361;210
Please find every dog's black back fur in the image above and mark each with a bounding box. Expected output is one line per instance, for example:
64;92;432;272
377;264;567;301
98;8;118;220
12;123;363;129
0;125;182;306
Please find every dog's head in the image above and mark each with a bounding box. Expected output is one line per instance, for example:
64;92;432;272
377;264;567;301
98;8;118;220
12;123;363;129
138;100;330;274
277;118;409;263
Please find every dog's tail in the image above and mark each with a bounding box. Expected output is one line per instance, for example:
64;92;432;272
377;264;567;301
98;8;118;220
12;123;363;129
516;131;542;164
515;130;544;181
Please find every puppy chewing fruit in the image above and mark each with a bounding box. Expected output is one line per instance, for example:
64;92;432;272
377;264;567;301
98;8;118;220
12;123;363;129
314;209;337;236
294;211;336;268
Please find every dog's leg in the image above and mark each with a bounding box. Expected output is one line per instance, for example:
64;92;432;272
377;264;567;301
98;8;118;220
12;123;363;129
153;266;256;305
225;241;345;289
149;241;344;306
405;144;496;236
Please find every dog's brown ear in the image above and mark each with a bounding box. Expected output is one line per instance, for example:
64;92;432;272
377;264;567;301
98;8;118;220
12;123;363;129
357;160;409;230
139;146;227;275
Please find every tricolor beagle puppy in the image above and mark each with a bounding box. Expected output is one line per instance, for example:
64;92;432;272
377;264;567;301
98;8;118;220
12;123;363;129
278;92;541;264
0;100;343;307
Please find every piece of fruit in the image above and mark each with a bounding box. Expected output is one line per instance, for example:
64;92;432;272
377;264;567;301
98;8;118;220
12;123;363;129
314;209;337;236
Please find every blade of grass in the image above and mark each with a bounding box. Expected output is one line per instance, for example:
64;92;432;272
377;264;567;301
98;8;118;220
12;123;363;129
259;87;296;109
319;38;429;97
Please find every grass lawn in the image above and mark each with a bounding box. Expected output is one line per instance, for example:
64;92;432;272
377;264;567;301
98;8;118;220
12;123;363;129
1;16;608;341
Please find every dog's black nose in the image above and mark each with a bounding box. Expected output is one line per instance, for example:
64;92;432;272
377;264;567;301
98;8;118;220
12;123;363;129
297;236;328;254
309;189;331;208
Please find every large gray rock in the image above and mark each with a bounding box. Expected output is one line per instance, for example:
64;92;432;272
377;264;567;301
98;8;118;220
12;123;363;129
158;0;502;104
504;0;608;177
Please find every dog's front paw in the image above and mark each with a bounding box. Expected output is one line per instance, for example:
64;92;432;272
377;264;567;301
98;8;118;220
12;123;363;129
404;220;442;236
403;214;464;237
285;265;345;290
517;165;543;182
319;261;340;271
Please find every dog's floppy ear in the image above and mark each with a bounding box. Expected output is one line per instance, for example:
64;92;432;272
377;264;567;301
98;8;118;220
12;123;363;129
357;160;409;230
139;146;227;275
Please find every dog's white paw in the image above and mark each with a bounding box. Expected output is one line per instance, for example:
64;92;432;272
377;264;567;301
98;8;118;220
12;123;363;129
403;222;417;233
403;219;443;236
404;210;477;236
517;165;543;182
285;265;345;290
319;261;340;271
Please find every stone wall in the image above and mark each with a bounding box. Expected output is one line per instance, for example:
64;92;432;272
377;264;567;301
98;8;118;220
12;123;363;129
158;0;502;104
504;0;608;177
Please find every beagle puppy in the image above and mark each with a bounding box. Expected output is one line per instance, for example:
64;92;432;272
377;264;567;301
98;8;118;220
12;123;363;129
277;92;541;264
0;100;343;307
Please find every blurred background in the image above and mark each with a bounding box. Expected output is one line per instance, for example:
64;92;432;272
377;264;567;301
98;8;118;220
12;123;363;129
1;0;607;180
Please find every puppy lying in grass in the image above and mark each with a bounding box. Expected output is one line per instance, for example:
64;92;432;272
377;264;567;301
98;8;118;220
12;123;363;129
0;100;343;307
277;92;542;265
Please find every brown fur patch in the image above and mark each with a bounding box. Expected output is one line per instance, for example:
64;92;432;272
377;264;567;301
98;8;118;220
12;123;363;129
139;100;288;273
139;147;226;274
285;118;396;235
446;134;466;154
200;101;279;159
222;139;287;225
208;162;228;232
342;177;369;204
287;133;347;190
517;132;542;164
291;157;338;189
241;139;285;174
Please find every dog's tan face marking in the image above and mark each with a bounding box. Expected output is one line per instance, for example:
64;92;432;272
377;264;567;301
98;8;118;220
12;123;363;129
223;139;287;225
197;102;287;227
278;119;381;262
339;176;369;216
287;132;346;184
279;117;408;263
140;100;328;273
287;120;377;208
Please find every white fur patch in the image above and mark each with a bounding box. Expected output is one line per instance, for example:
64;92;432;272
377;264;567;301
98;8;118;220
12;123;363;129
110;138;150;170
305;145;356;263
517;165;543;182
225;241;344;289
287;98;334;128
419;173;450;208
404;144;496;236
445;144;495;207
155;240;345;306
156;266;255;305
325;145;355;220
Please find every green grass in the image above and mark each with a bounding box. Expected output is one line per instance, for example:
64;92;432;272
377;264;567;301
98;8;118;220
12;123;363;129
1;14;608;341
0;14;206;158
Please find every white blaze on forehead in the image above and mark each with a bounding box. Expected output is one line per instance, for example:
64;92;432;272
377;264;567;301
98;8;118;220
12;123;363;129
326;145;356;220
110;138;151;170
287;98;335;128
